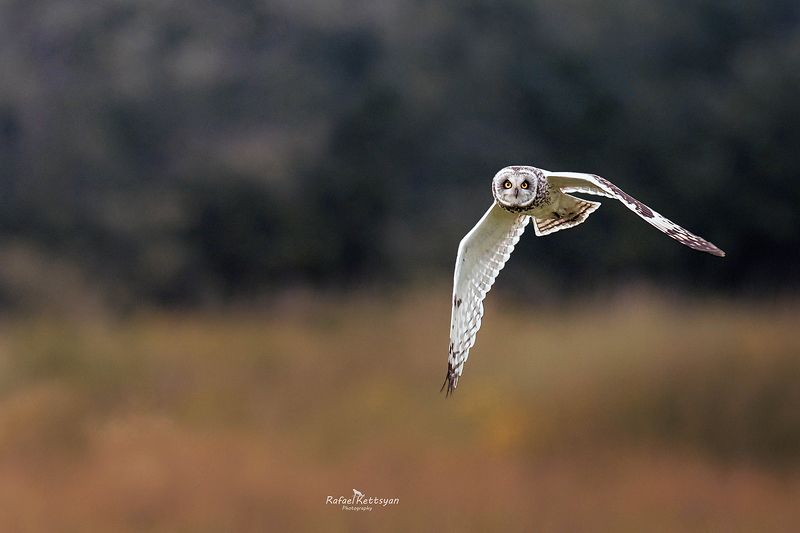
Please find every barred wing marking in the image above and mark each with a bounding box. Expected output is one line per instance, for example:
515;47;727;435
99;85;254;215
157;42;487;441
544;171;725;257
532;195;601;236
444;203;530;396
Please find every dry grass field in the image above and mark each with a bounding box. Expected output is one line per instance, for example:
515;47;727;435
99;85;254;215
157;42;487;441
0;288;798;532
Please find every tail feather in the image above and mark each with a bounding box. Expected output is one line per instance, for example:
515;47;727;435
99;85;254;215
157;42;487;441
533;195;601;236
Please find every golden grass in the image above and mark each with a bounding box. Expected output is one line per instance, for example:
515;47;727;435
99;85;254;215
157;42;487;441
0;288;798;532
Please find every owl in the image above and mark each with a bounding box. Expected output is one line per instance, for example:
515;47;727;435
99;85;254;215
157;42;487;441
443;166;725;396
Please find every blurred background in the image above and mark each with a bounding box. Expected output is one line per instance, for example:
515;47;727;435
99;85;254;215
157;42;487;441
0;0;799;530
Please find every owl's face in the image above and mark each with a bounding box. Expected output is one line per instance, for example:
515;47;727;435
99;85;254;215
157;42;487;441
491;167;539;210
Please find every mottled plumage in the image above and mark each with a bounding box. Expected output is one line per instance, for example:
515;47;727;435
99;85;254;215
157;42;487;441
443;166;724;396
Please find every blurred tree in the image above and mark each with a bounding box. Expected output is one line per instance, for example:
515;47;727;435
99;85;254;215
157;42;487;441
0;0;798;307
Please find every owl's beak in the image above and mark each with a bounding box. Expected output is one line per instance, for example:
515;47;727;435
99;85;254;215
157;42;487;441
513;188;519;198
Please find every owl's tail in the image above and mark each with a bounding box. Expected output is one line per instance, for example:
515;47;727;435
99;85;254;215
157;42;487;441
533;194;601;236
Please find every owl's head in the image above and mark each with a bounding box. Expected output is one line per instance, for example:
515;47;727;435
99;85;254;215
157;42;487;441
491;166;539;210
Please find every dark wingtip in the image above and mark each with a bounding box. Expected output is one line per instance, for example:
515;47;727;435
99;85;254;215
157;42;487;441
440;363;458;398
703;244;726;257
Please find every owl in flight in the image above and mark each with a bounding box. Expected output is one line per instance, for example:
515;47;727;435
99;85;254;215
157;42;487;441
443;166;725;396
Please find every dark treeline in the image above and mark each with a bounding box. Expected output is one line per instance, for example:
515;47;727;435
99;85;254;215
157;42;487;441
0;0;798;308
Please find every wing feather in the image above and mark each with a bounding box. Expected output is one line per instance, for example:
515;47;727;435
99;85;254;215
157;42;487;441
544;171;725;257
444;203;529;395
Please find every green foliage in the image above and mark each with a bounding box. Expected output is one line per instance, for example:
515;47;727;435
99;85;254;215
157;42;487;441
0;0;798;306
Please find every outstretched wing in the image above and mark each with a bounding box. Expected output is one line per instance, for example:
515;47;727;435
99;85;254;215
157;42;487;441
444;203;530;396
544;171;725;257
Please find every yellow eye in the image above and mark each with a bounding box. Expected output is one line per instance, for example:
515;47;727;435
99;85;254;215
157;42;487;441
520;181;529;189
503;180;512;189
